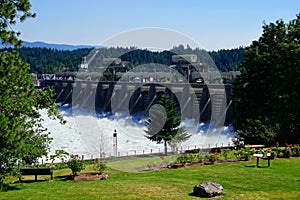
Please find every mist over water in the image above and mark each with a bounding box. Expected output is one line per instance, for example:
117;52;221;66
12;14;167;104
42;104;236;159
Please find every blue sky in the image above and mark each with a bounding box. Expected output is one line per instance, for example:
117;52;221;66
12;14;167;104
15;0;300;50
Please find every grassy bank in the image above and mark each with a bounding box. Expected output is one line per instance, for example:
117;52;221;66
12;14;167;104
1;157;300;199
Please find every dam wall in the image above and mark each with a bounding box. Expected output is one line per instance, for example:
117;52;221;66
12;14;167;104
42;80;233;125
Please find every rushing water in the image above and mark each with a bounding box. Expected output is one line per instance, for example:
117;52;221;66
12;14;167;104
42;104;236;159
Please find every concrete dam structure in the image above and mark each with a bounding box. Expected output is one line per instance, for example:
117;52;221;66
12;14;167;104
42;79;233;125
40;54;238;126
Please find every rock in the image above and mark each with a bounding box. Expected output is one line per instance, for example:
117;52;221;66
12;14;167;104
100;174;109;180
193;182;223;197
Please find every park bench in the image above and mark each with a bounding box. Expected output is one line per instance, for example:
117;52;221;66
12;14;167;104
253;153;271;167
19;168;53;182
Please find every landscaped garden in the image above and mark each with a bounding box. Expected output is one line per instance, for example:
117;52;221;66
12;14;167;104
1;144;300;200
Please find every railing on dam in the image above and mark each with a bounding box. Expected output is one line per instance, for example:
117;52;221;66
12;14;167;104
42;79;233;125
72;142;235;161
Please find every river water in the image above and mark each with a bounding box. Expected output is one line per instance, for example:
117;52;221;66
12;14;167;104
42;104;235;159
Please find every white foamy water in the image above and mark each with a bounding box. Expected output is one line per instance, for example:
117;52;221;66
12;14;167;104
42;105;235;159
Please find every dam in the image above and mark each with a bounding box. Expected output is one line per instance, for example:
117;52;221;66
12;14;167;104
41;80;233;125
40;54;239;126
38;54;238;158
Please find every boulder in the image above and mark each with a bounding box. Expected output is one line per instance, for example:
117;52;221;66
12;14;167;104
193;182;223;197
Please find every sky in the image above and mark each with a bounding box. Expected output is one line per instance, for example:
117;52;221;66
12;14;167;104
15;0;300;50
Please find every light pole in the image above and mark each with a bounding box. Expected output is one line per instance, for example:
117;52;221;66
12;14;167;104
113;129;117;157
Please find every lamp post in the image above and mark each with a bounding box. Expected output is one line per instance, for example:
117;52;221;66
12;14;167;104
113;129;117;157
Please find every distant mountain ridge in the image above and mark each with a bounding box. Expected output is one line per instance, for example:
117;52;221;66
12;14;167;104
0;40;97;50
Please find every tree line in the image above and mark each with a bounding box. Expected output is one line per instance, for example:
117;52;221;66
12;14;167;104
0;46;244;74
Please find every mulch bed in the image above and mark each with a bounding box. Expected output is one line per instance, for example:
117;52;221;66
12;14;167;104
166;159;243;169
138;158;256;172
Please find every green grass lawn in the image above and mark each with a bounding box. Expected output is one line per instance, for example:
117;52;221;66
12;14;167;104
1;157;300;200
106;155;177;172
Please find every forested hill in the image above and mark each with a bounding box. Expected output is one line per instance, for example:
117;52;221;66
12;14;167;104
0;46;244;73
209;48;244;71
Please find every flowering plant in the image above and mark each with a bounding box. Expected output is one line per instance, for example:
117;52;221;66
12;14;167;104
208;151;218;163
284;144;291;158
292;144;300;157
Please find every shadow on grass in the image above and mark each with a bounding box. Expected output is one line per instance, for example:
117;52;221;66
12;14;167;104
244;165;256;168
188;192;226;198
244;165;270;168
17;179;51;184
257;166;270;168
188;192;197;197
55;175;73;181
0;183;21;192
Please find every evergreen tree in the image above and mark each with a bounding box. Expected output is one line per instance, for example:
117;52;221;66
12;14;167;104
145;94;189;155
0;0;35;47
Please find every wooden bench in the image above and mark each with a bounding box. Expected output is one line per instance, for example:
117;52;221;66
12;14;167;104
19;168;53;182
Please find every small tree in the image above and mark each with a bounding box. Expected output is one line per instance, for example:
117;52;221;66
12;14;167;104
145;93;189;155
98;162;107;174
67;155;85;177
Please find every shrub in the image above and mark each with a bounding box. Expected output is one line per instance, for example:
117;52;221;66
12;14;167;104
99;162;107;174
266;147;277;159
277;148;285;158
234;148;252;161
207;151;218;163
185;148;201;154
285;146;291;158
67;155;85;176
220;149;230;160
176;153;199;164
292;144;300;157
198;152;205;163
270;151;277;159
275;145;292;158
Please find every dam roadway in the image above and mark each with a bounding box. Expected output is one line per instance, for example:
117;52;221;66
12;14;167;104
42;79;233;125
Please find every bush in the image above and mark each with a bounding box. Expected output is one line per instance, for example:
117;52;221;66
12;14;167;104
285;147;291;158
269;151;277;159
185;148;201;154
272;145;291;158
176;153;199;164
67;155;85;176
292;144;300;157
234;148;252;161
97;162;107;174
206;151;218;163
220;149;230;160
